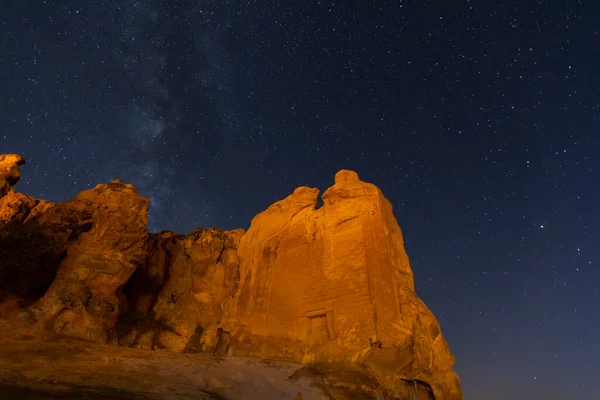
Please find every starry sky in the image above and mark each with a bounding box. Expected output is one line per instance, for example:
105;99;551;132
2;0;599;398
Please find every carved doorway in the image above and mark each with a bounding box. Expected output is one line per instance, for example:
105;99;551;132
307;314;330;346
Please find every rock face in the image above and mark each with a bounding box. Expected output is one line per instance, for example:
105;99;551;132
25;180;149;342
219;170;462;399
117;227;244;352
0;154;50;226
0;154;25;198
0;154;55;298
0;154;463;399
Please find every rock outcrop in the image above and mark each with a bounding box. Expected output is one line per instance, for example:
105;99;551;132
0;153;25;198
25;180;150;342
0;154;55;297
218;170;461;399
0;154;50;226
117;227;244;352
0;154;463;399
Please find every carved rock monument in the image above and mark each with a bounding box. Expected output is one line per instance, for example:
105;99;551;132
0;154;463;399
219;170;461;399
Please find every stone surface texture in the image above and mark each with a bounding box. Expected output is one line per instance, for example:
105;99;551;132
25;180;150;343
0;318;396;400
0;153;26;198
118;227;245;352
220;170;461;399
0;154;463;399
0;153;51;227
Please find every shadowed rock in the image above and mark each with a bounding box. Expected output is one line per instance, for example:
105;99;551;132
117;227;244;352
24;180;149;342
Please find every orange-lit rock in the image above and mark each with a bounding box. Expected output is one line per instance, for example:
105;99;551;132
118;227;244;352
0;153;25;198
0;154;463;398
0;153;50;225
25;180;149;343
0;155;61;298
220;170;462;399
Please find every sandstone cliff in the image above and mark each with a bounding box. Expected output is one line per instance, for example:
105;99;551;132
24;180;150;342
218;170;461;399
0;154;463;399
117;227;245;352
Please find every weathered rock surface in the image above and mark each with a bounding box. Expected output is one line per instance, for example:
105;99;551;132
0;153;51;227
25;180;150;342
117;227;244;352
0;154;463;399
220;170;462;399
0;153;25;198
0;155;59;298
0;318;394;400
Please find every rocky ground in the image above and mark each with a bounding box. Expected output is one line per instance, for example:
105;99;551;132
0;318;318;399
0;307;388;400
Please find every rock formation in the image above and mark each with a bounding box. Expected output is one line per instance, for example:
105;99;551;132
0;154;54;298
117;227;244;352
217;170;461;399
0;154;50;225
0;154;463;399
24;181;150;342
0;153;25;198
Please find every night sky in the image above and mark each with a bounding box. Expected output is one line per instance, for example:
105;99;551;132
2;1;599;398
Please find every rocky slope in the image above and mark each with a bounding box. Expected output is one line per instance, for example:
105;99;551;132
0;318;384;400
0;154;463;399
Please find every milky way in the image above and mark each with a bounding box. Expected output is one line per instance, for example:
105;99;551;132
2;1;599;398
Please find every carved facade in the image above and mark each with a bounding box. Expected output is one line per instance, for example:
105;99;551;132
219;170;462;399
0;154;463;399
